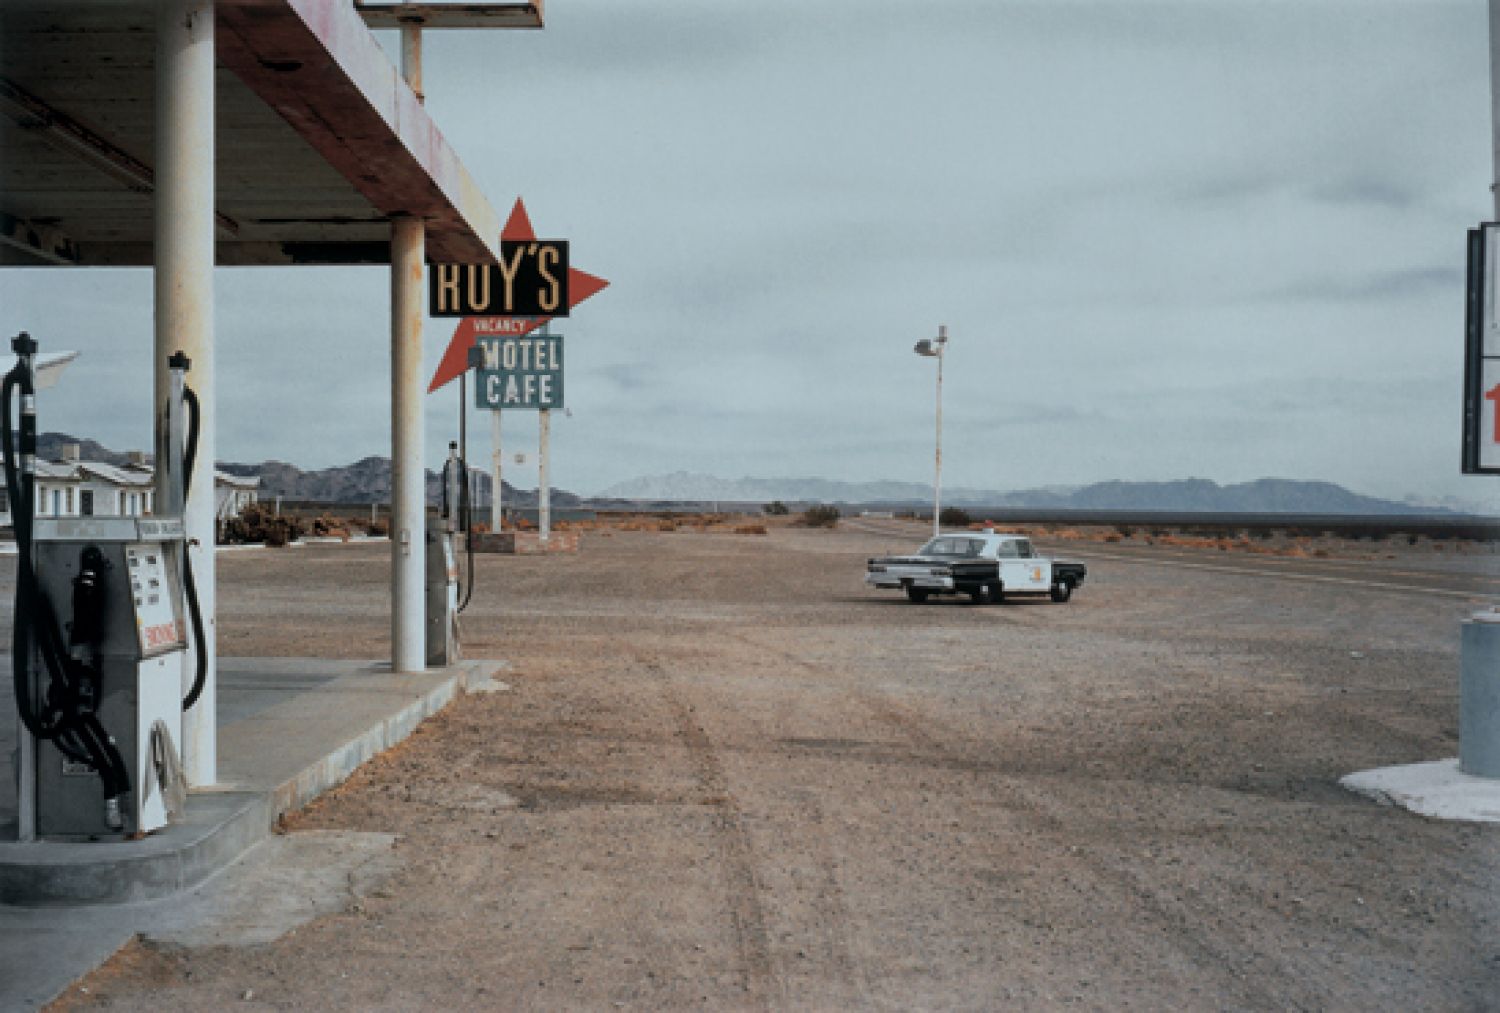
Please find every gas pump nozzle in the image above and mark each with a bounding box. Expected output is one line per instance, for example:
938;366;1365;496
444;442;462;535
159;352;191;520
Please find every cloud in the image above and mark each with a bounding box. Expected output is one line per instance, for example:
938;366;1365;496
1265;265;1460;304
3;1;1494;506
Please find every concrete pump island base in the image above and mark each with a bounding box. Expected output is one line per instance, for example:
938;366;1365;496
0;656;505;1008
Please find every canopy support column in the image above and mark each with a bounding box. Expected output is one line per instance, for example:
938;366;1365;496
154;0;216;786
391;215;426;672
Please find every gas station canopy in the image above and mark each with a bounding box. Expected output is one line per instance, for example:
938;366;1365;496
0;0;509;267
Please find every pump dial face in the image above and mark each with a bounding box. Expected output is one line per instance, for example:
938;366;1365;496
125;542;185;657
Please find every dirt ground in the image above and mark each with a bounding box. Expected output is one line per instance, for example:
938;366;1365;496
51;521;1500;1010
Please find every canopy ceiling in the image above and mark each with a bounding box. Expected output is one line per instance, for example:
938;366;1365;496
0;0;512;267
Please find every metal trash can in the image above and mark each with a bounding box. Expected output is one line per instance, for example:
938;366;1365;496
1460;610;1500;778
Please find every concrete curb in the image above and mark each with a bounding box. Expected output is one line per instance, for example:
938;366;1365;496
0;792;268;907
261;662;484;826
0;659;498;907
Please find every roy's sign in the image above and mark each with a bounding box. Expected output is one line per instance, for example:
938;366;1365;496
475;334;563;411
430;240;570;318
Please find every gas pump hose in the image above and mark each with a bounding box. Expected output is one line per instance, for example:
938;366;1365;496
179;383;208;712
459;453;475;613
3;351;132;818
442;452;477;614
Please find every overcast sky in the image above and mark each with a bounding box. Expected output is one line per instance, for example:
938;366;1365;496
1;0;1496;506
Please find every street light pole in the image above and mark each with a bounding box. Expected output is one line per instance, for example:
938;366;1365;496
914;325;949;538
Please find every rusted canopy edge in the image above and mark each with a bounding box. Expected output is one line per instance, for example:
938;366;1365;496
354;2;544;30
217;0;503;265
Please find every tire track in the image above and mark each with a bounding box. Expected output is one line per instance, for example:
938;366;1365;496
626;637;876;1009
722;628;1291;1008
657;676;778;1006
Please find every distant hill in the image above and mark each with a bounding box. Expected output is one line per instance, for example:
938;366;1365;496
595;472;950;505
28;438;1469;515
37;432;134;467
34;434;580;507
596;472;1456;515
218;456;582;508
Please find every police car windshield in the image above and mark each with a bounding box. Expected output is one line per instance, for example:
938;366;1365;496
919;537;984;557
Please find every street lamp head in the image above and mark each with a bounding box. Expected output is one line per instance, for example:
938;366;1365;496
913;339;936;357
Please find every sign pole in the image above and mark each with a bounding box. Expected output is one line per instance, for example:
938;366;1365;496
491;409;503;531
539;408;551;543
538;315;551;543
934;332;944;538
1491;0;1500;220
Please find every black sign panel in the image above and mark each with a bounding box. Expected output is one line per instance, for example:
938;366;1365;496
1463;223;1500;475
429;240;570;317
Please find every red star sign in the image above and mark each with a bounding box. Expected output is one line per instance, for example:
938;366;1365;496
428;198;609;392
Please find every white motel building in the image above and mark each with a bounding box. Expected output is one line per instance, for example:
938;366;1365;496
0;444;258;528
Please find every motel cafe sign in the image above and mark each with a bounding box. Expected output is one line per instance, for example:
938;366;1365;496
475;333;564;411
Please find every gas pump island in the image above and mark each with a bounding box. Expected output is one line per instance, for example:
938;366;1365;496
7;333;206;841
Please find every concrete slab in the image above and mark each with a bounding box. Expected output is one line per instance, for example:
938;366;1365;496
1;830;402;1010
0;655;504;1009
1341;758;1500;823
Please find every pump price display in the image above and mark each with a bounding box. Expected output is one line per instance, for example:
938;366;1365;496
475;334;563;411
141;621;180;650
126;542;184;656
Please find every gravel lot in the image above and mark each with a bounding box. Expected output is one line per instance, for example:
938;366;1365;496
52;521;1500;1010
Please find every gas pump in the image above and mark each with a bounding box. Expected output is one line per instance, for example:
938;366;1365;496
426;442;465;666
7;334;204;840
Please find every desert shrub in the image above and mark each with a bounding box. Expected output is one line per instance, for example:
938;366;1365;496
310;514;351;540
220;502;304;546
734;523;768;535
800;504;840;528
1114;524;1135;538
938;506;971;527
365;517;389;537
763;500;790;516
